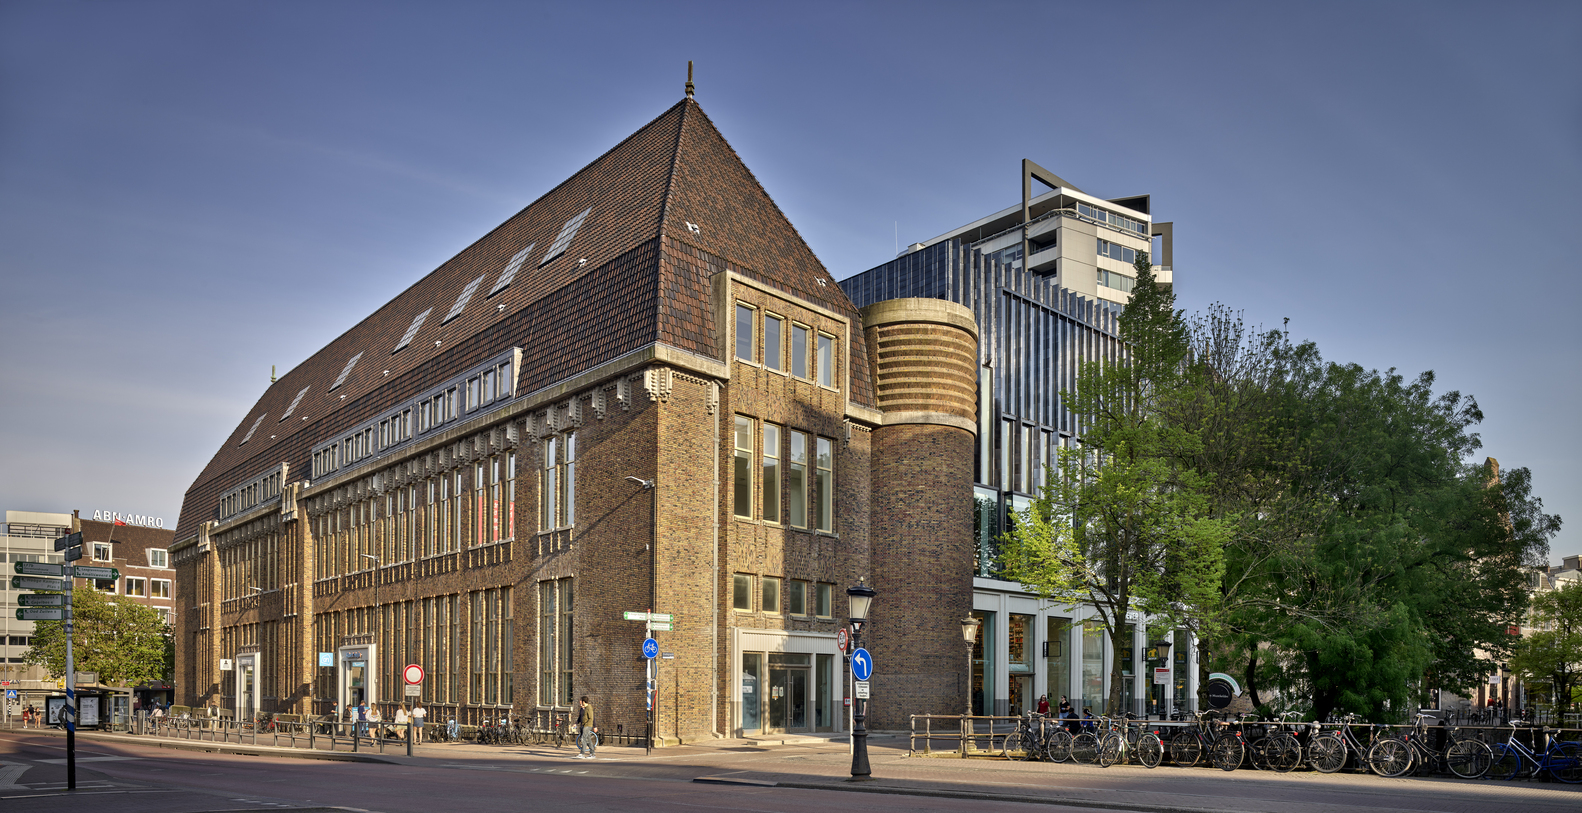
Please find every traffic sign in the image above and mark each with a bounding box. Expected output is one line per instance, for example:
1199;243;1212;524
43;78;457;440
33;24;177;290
404;663;425;685
1153;667;1171;686
64;546;82;562
642;638;659;659
649;621;673;631
404;684;422;697
17;608;65;621
14;562;66;577
851;647;873;681
11;576;67;591
53;532;81;552
18;594;65;606
623;611;674;622
836;628;849;652
855;681;870;699
71;566;119;581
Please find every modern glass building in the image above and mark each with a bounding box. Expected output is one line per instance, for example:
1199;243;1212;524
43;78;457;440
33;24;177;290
841;170;1197;718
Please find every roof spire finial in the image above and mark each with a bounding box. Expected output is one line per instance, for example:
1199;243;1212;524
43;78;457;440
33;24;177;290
685;60;695;99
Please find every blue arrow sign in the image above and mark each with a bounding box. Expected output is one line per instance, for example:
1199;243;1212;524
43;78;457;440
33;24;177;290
851;647;873;681
642;638;659;659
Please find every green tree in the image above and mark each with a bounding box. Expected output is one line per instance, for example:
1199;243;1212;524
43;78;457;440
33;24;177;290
1002;251;1228;714
24;587;173;686
1511;581;1582;713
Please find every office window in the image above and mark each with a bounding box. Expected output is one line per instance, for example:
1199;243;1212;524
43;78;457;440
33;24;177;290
94;578;116;593
92;543;111;561
815;583;832;618
762;423;781;524
733;416;753;519
541;434;574;530
787;431;808;529
733;574;753;611
152;579;172;599
558;580;574;706
735;303;755;362
539;578;572;706
815;437;834;532
787;580;807;615
125;577;146;597
817;333;836;388
764;313;783;371
148;548;168;568
791;324;810;378
762;576;781;614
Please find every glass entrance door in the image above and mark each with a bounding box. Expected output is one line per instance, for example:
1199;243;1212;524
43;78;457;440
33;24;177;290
236;654;258;722
766;653;811;732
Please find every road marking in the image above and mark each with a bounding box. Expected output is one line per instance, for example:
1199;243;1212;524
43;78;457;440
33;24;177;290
0;765;31;788
36;756;143;764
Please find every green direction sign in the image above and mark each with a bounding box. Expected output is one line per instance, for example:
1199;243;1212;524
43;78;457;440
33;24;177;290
14;561;66;577
16;608;66;621
17;594;65;606
64;545;82;562
53;531;82;552
11;576;68;591
622;611;674;622
71;566;118;581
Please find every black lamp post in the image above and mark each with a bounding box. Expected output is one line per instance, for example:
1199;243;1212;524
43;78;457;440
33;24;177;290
1149;639;1172;719
847;580;876;779
961;616;981;718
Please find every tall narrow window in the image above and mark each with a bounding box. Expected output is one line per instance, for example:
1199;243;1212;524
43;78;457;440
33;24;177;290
474;462;486;546
815;437;834;532
558;579;574;706
490;456;503;542
762;423;781;524
733;574;752;611
791;324;809;378
787;430;807;528
817;333;836;388
763;314;783;371
505;452;516;540
439;475;450;554
762;577;781;613
538;582;556;705
471;592;485;703
735;304;755;362
734;417;753;519
542;436;559;530
562;433;576;527
501;587;513;704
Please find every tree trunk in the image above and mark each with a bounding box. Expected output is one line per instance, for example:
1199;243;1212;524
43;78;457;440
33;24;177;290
1245;647;1262;709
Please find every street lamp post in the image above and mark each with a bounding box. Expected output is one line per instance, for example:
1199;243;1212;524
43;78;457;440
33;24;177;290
960;615;981;758
1149;639;1172;719
847;580;876;779
361;554;380;714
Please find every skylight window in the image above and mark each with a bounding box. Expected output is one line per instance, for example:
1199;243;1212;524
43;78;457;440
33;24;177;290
281;386;309;421
540;208;592;266
489;243;534;297
240;414;265;445
331;352;364;390
393;310;431;354
442;276;485;324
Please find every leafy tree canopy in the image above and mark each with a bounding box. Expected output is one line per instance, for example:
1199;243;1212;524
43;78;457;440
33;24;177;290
24;587;173;687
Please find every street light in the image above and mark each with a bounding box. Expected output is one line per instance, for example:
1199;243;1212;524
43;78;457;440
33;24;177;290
362;554;380;713
960;616;981;719
625;476;657;755
1149;639;1173;719
847;579;876;779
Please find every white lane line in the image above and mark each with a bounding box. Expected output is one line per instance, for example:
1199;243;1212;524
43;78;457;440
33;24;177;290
36;756;143;764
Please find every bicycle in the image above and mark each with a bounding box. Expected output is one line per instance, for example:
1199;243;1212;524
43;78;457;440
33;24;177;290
1365;714;1492;779
1486;720;1582;783
1308;714;1378;774
1246;713;1302;773
1002;712;1055;761
1169;711;1242;771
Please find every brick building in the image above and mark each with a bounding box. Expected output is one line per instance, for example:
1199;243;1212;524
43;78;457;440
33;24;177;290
171;93;977;739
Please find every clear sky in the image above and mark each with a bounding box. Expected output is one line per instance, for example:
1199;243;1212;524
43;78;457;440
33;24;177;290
2;1;1577;558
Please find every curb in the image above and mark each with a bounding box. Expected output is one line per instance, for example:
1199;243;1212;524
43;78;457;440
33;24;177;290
697;775;1248;813
12;727;398;764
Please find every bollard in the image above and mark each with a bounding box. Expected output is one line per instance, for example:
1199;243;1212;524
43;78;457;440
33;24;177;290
407;719;413;757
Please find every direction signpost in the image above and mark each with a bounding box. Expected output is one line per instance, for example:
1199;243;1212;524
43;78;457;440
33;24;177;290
16;608;66;621
623;610;673;756
17;593;64;606
71;566;118;581
14;562;66;577
45;531;81;789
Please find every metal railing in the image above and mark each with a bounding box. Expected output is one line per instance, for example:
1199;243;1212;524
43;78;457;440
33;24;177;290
136;712;418;755
909;714;1021;757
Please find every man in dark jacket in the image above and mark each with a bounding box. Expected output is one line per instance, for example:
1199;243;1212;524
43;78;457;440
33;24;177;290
575;696;599;759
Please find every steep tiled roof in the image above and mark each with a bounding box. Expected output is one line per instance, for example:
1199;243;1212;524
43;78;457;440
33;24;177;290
176;99;874;539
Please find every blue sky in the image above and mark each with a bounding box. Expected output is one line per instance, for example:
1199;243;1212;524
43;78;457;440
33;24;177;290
2;1;1577;558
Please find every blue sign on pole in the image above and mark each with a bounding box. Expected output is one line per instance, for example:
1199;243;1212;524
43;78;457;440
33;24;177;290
851;647;873;681
5;689;16;700
642;638;659;659
318;652;334;667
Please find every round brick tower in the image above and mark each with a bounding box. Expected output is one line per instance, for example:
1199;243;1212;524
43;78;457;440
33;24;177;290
859;297;978;729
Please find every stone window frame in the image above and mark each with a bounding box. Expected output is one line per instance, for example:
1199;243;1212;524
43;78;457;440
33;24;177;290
816;331;839;391
733;416;754;520
815;583;833;618
92;542;112;562
762;576;781;614
761;422;782;525
786;579;808;616
789;322;811;380
151;578;172;599
732;573;753;611
762;311;786;373
147;548;169;568
540;432;576;533
124;576;146;597
734;302;758;365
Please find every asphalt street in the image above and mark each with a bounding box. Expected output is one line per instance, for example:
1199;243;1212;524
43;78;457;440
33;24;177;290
2;727;1578;813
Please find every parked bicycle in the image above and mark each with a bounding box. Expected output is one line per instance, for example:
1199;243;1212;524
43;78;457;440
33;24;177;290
1246;713;1303;773
1308;714;1379;774
1485;720;1582;783
1365;713;1492;779
1169;711;1242;771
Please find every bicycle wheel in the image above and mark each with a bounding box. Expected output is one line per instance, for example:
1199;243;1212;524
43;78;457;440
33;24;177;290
1070;732;1100;764
1368;738;1413;778
1047;729;1074;763
1309;734;1347;773
1485;743;1521;780
1445;738;1492;779
1137;732;1164;769
1097;732;1123;768
1547;741;1582;784
1001;731;1024;759
1248;738;1270;770
1210;737;1243;771
1170;732;1203;767
1266;734;1302;773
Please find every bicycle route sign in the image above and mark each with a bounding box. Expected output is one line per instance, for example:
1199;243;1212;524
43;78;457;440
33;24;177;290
642;638;659;659
851;648;873;681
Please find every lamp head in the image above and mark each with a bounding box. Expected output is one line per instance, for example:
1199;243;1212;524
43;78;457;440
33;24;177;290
846;579;876;626
961;615;982;644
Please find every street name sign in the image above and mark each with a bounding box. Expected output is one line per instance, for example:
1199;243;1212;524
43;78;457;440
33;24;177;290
622;611;674;622
14;562;66;577
18;594;65;606
648;621;673;631
17;608;65;621
11;576;67;591
53;532;81;552
72;566;119;580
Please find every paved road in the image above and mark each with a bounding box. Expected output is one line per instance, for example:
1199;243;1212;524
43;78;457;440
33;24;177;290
2;728;1578;813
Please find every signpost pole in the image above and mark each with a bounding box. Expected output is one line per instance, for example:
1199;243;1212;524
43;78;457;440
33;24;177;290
646;613;653;757
64;590;75;790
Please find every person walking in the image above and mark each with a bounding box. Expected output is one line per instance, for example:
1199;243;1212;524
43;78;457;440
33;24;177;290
356;703;368;738
368;704;383;738
411;702;426;743
1058;695;1073;717
1036;694;1050;715
575;696;598;759
22;705;34;729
